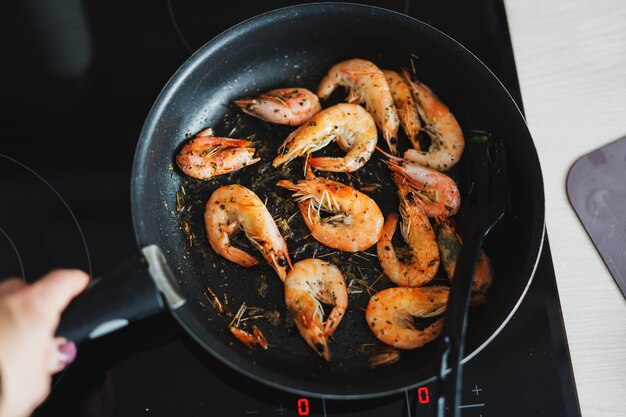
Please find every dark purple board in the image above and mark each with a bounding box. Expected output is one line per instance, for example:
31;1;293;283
567;135;626;299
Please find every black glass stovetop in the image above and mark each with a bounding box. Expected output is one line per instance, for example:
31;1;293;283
0;1;581;416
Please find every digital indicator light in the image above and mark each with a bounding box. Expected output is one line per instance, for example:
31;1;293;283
297;398;310;415
417;387;430;404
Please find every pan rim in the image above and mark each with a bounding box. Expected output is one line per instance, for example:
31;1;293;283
131;2;546;399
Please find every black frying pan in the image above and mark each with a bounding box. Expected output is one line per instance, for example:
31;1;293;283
57;3;545;399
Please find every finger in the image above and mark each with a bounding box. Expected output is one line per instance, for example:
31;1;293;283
50;337;77;373
32;269;90;312
0;277;27;296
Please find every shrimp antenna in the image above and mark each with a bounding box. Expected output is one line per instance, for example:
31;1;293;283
304;160;317;179
302;154;310;177
375;146;404;162
409;53;419;75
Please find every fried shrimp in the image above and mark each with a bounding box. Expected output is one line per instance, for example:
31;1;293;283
383;69;422;150
401;69;464;170
176;128;260;179
204;184;292;281
437;219;494;295
272;103;377;172
376;186;439;287
384;154;460;220
277;171;384;252
318;59;400;155
365;286;448;349
233;88;321;126
284;258;348;361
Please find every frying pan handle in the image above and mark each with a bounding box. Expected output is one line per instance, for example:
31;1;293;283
56;245;185;343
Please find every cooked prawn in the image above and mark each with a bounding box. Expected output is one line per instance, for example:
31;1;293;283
376;186;439;287
272;103;377;172
176;128;260;179
365;286;448;350
437;219;494;295
204;185;292;281
284;258;348;361
277;171;384;252
318;59;400;155
383;69;422;150
233;88;321;126
383;153;460;219
366;285;487;349
401;69;464;170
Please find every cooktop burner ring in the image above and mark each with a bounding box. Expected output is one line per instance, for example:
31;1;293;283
0;154;92;282
166;0;194;54
0;225;26;280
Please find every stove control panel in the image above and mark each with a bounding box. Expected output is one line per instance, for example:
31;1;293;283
229;383;489;417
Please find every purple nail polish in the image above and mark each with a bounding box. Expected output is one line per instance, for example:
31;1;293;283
58;340;77;365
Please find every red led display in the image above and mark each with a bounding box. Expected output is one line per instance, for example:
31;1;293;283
297;398;310;416
417;387;430;404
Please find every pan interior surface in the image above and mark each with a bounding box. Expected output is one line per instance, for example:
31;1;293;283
132;3;544;398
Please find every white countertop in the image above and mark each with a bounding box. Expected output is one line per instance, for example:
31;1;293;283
504;1;626;415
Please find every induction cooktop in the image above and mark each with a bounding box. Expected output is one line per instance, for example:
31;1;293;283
0;1;580;416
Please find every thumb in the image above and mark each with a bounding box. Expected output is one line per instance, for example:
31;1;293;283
0;278;28;296
31;269;90;313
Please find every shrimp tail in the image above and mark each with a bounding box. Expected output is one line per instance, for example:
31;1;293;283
317;75;337;99
323;306;345;337
383;212;400;238
219;246;259;267
272;128;331;168
308;156;349;172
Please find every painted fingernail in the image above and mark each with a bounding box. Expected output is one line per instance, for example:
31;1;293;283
58;340;77;365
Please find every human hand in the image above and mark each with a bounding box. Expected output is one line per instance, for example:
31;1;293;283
0;270;89;417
